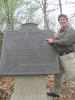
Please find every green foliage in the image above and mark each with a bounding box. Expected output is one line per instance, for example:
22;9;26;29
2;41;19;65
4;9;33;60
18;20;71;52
15;0;41;25
0;0;41;31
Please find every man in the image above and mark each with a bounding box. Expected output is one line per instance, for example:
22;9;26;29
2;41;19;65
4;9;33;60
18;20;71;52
46;14;75;98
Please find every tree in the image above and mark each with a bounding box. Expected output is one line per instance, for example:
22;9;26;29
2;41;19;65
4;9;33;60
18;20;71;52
23;1;40;24
0;0;20;31
0;0;41;31
34;0;59;29
0;31;4;56
59;0;62;14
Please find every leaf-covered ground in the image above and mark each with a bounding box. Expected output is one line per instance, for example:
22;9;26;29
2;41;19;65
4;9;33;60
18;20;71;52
46;75;75;100
0;76;14;100
0;75;75;100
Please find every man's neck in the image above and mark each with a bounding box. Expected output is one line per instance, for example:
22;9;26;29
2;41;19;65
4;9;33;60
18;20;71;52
61;25;67;30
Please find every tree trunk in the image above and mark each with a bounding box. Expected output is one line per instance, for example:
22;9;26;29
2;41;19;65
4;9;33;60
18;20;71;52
59;0;62;14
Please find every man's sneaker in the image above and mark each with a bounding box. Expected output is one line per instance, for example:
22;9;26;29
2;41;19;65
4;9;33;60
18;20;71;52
47;92;60;98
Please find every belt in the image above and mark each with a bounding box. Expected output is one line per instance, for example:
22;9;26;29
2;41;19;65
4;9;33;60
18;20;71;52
59;51;73;56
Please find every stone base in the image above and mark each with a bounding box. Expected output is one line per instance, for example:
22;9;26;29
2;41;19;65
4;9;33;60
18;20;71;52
10;75;52;100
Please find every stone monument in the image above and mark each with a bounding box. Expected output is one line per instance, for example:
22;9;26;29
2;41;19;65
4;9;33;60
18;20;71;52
0;23;59;100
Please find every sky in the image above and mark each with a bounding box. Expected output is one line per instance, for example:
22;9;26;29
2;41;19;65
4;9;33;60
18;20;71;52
62;4;74;16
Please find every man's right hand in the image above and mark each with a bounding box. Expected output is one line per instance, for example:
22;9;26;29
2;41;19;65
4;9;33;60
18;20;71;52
54;32;58;39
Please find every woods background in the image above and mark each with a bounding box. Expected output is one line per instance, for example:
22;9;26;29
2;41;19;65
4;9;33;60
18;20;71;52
0;0;75;32
0;0;75;100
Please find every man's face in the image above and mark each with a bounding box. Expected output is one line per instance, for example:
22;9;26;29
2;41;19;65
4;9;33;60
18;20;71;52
58;16;68;29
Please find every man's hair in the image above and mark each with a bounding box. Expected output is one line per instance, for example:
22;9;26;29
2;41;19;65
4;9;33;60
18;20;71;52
58;14;68;21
